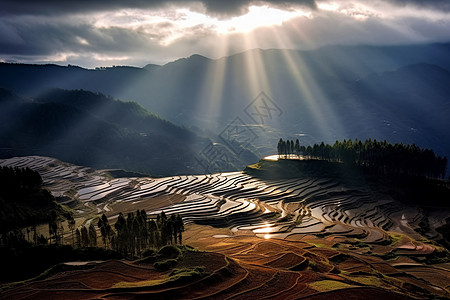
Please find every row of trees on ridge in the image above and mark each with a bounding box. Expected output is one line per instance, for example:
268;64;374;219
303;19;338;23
277;138;447;179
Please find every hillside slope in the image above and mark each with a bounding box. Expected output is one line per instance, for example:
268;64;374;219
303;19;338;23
0;88;205;176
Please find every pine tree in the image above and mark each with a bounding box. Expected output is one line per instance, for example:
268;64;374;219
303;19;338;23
98;213;112;249
75;228;81;248
175;214;184;244
68;215;76;247
81;226;89;247
88;223;97;247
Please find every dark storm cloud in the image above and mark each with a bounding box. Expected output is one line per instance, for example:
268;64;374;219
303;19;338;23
388;0;450;11
0;0;317;17
0;16;173;56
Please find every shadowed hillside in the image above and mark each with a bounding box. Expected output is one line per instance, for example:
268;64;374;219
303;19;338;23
0;88;260;175
0;89;219;176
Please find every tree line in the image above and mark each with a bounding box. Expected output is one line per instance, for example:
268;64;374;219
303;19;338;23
0;165;185;259
73;211;184;259
0;166;70;233
0;166;43;195
277;138;448;179
2;210;184;262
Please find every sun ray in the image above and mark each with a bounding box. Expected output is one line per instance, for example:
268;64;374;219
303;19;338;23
196;38;231;130
260;24;345;143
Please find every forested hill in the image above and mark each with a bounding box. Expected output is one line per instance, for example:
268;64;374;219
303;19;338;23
0;166;70;233
277;138;448;180
0;88;205;176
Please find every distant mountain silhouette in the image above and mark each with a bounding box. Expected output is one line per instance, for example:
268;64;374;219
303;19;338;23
1;43;449;175
344;63;450;160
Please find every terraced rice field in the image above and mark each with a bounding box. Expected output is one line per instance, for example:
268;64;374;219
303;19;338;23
1;156;450;299
0;156;440;245
2;224;446;299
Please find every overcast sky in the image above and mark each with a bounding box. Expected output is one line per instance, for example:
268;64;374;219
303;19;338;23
1;0;449;68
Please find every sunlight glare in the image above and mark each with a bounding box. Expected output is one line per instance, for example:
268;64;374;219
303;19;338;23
92;6;310;47
75;36;90;45
317;2;339;12
253;222;274;234
92;54;130;62
217;5;310;34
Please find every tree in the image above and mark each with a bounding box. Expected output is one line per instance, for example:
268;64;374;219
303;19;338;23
80;226;89;247
57;224;64;244
68;216;76;247
38;234;47;245
175;214;184;244
75;228;81;248
98;214;112;248
126;212;136;257
277;138;283;156
48;211;58;244
31;225;37;245
289;140;295;154
114;212;127;255
88;224;97;247
148;219;157;249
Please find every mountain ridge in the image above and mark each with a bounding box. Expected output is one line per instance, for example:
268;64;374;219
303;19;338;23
1;42;450;176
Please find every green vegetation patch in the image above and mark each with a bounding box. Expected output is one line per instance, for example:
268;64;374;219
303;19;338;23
353;240;372;250
113;266;208;288
347;275;386;287
309;280;355;292
158;245;182;259
308;242;326;248
113;277;169;288
138;245;197;265
169;267;208;283
154;258;178;271
388;233;403;247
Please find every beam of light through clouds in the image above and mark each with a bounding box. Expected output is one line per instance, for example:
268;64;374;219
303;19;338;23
0;0;450;67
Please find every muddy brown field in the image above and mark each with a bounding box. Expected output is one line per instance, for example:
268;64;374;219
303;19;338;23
2;223;449;299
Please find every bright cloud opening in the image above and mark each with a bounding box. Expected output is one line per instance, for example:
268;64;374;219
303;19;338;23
90;5;311;47
215;5;311;34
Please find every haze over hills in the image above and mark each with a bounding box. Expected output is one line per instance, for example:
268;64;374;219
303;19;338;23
1;42;450;175
0;88;258;176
